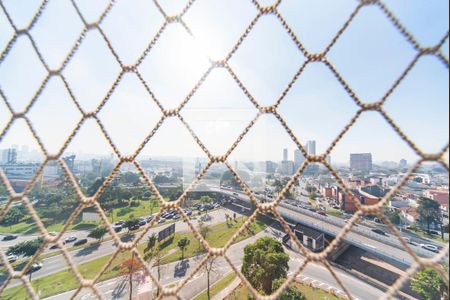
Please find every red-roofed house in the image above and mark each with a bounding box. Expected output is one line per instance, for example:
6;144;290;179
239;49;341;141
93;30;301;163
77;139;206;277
425;190;449;212
399;207;420;224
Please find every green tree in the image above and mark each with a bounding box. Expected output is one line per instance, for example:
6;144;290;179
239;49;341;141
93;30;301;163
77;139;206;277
417;197;441;234
118;254;141;300
7;237;44;257
88;225;108;241
411;267;448;300
143;234;163;296
242;237;289;295
387;210;401;225
272;279;306;300
177;237;190;259
1;207;25;227
122;172;140;185
87;177;105;197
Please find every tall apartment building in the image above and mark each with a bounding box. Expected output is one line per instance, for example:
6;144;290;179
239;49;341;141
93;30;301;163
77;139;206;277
350;153;373;172
306;141;316;156
294;149;305;168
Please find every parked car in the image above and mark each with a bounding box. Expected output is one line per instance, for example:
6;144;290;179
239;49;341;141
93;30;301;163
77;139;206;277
26;262;43;274
129;224;140;231
429;230;440;236
184;209;193;216
74;239;88;247
139;221;147;226
49;232;58;237
7;255;18;263
113;225;122;233
158;218;166;224
114;221;124;227
64;236;77;243
308;208;317;213
173;214;181;220
371;229;387;236
421;244;439;253
2;235;17;241
146;216;154;222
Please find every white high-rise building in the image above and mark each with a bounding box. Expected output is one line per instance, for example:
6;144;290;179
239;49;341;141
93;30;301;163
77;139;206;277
283;149;288;162
294;149;305;168
306;141;316;156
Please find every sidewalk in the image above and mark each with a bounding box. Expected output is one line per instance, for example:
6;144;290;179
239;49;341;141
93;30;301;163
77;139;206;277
211;276;241;300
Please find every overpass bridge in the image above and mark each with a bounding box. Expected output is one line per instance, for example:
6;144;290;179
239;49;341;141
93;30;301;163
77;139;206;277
216;188;436;267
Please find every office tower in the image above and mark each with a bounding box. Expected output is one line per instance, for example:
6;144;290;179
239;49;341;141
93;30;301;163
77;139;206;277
306;141;316;156
350;153;373;172
399;159;407;169
294;149;305;168
283;148;288;162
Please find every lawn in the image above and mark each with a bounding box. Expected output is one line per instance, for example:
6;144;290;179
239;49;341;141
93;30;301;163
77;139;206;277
0;200;161;235
161;216;271;264
193;272;237;300
227;282;341;300
327;209;343;217
2;216;272;299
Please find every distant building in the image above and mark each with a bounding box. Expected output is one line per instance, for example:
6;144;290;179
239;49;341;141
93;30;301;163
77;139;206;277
399;207;420;224
306;141;316;156
283;149;288;162
265;161;277;174
0;163;39;180
350;153;373;172
399;159;408;169
283;223;325;253
294;150;305;168
338;188;381;213
425;190;449;212
281;161;295;176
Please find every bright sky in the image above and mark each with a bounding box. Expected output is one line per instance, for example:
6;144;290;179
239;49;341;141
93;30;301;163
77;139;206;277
0;0;448;164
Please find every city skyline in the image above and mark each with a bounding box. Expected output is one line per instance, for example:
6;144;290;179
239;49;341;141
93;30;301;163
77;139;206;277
0;0;448;164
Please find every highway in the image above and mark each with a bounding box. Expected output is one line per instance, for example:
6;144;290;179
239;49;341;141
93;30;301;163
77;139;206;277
217;188;438;266
46;228;387;300
1;209;230;287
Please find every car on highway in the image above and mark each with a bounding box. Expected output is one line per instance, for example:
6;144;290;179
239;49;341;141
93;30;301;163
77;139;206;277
74;239;88;247
421;244;439;253
65;236;77;243
308;208;317;213
49;241;66;250
371;229;388;236
318;211;327;217
2;235;18;241
26;262;43;274
404;238;418;246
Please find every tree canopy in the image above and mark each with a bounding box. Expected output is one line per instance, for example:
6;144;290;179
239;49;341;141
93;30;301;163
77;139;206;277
411;267;448;300
272;279;306;300
1;207;25;227
88;225;108;241
7;237;44;257
417;197;442;233
242;237;289;295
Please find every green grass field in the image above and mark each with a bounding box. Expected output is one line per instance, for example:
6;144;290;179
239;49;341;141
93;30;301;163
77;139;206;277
0;200;161;235
193;272;237;300
2;215;271;299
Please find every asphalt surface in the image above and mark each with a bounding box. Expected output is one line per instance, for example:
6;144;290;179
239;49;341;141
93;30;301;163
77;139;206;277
46;228;387;300
1;209;229;288
218;188;440;265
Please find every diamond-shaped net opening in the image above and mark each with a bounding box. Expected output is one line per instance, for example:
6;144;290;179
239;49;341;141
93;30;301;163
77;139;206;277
0;0;448;299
